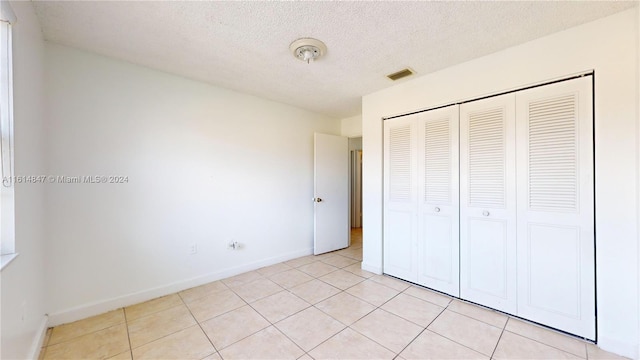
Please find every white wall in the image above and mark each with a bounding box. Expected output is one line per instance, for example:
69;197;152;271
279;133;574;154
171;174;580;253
1;1;47;359
362;9;639;359
44;44;340;324
348;137;362;151
341;114;362;137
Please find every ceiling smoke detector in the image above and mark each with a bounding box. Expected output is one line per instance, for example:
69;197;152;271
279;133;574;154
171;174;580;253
290;38;327;64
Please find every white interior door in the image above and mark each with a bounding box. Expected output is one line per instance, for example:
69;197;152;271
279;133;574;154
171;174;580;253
416;105;460;296
314;133;349;255
383;115;418;282
460;93;517;314
515;77;595;339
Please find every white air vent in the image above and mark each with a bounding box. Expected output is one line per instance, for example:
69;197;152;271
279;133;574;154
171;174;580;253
387;68;414;81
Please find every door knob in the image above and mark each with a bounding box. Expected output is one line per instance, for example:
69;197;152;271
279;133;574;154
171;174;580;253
434;207;441;212
315;198;323;203
482;210;490;216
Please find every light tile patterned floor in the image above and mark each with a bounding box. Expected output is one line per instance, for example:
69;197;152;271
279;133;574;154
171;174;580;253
39;229;626;360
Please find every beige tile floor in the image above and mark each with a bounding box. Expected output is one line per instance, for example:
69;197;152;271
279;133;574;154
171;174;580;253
39;229;626;360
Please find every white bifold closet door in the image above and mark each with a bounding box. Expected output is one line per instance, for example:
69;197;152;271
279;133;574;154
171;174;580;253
384;115;418;282
460;93;517;314
515;77;595;340
416;106;460;296
384;105;459;294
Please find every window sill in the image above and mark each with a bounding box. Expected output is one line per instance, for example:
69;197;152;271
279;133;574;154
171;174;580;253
0;253;19;271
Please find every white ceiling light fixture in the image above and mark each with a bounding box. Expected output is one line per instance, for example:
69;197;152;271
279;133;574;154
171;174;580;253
290;38;327;64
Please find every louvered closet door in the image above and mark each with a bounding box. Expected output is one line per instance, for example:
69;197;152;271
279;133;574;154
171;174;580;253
515;77;595;340
384;115;418;282
460;93;517;314
416;105;459;296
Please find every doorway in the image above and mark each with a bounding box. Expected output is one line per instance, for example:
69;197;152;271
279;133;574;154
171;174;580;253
349;137;362;245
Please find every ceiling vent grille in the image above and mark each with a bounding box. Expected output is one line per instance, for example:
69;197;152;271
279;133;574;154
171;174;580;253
387;68;414;81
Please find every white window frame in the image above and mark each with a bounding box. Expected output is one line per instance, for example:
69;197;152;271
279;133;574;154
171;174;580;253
0;0;16;269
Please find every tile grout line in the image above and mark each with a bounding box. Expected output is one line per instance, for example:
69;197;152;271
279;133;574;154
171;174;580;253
311;287;446;360
584;343;589;360
394;327;429;359
400;304;452;355
344;289;427;357
401;288;454;308
38;342;48;360
125;302;218;354
200;298;271;358
241;276;322;358
38;328;51;360
489;317;508;359
220;267;337;356
313;271;367;291
311;290;376;327
302;322;352;356
443;307;505;330
435;292;590;358
177;292;220;359
122;308;134;360
41;318;127;349
501;315;591;357
419;304;495;358
501;328;589;359
237;254;363;357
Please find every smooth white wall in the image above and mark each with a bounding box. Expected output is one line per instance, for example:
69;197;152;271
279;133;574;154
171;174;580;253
348;137;362;151
44;44;340;323
362;9;639;358
1;1;47;359
341;114;362;137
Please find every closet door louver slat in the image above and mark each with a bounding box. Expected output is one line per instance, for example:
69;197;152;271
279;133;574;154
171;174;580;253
467;108;506;208
389;125;413;202
528;94;578;212
424;118;451;204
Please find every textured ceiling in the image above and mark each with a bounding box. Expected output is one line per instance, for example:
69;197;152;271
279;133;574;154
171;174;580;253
33;1;636;119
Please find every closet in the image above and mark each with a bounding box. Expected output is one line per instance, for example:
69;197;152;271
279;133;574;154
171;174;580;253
383;76;595;340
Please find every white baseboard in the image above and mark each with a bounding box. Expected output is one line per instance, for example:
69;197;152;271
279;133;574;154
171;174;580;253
597;335;639;359
48;247;313;327
27;315;49;359
361;262;382;275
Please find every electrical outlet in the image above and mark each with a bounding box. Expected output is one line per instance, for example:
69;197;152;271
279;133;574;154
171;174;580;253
188;243;198;254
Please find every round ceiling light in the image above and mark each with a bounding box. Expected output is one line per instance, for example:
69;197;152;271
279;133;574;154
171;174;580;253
290;38;327;64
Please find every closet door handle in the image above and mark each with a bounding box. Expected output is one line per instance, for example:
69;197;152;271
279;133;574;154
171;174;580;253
434;207;441;212
482;210;490;216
